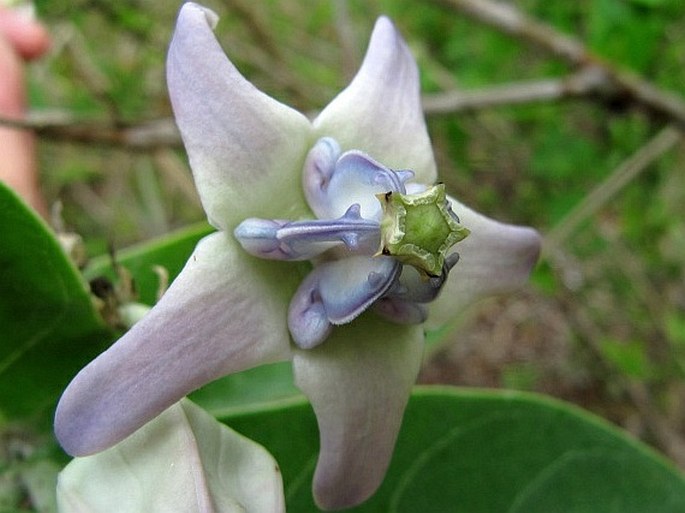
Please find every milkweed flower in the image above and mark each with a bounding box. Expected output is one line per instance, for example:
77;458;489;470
55;3;541;510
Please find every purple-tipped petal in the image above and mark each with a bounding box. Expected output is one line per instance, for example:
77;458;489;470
234;218;292;259
234;205;380;261
288;256;400;348
314;17;436;184
302;136;341;215
167;3;313;230
293;320;424;510
427;197;542;328
287;275;333;350
316;256;400;324
55;233;296;456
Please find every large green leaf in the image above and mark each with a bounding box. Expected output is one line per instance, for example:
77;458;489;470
223;387;685;512
190;362;301;418
0;183;111;422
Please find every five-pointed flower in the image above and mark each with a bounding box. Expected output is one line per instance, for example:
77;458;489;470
54;3;541;511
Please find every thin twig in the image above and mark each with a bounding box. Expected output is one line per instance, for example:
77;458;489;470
3;1;684;150
543;125;682;256
0;115;181;149
432;0;685;129
0;69;605;146
433;0;587;64
422;67;607;114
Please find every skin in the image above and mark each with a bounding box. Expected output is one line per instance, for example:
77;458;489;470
0;6;50;217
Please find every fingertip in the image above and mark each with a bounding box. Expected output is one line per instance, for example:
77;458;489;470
0;6;51;60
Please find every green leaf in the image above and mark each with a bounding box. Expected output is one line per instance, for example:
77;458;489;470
83;221;213;306
0;183;111;422
57;399;284;513
223;387;685;512
191;362;301;418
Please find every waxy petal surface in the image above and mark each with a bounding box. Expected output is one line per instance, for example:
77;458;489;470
303;137;411;221
55;233;298;456
314;17;436;184
428;197;541;328
57;400;285;513
167;3;313;230
288;256;400;349
293;320;424;511
234;205;379;261
304;256;399;324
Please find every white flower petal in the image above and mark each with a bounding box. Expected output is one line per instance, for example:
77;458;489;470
313;17;436;184
57;400;285;513
167;3;313;230
55;233;297;457
292;320;424;510
427;197;541;328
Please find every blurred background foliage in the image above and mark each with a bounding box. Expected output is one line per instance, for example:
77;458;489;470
22;0;685;466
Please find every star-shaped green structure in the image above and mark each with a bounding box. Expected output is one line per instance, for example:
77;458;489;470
378;184;470;277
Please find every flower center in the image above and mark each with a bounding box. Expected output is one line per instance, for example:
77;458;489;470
233;137;469;349
378;184;469;277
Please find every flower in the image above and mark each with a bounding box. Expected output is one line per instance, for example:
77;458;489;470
234;138;471;349
54;3;541;511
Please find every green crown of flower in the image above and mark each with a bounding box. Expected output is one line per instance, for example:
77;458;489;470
378;184;470;277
